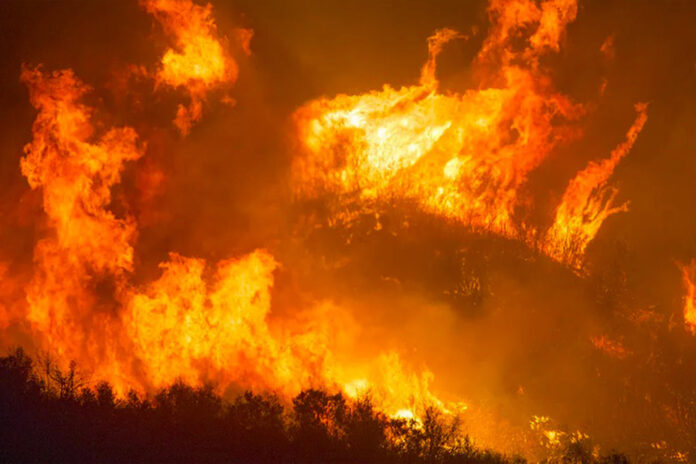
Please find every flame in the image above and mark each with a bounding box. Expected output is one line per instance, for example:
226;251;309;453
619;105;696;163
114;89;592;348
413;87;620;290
293;0;645;269
393;409;416;421
294;29;580;239
600;35;616;62
143;0;250;134
544;104;648;268
20;66;144;382
20;67;143;273
0;262;10;330
590;335;630;359
124;250;332;395
16;66;458;421
479;0;578;64
1;0;663;459
530;415;591;456
125;250;461;418
680;260;696;334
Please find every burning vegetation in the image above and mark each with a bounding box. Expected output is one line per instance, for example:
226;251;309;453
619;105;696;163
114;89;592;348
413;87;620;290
1;0;696;462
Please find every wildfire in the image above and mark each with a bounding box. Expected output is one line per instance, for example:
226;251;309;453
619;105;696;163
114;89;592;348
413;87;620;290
0;0;678;460
293;0;646;270
17;66;456;421
12;0;647;434
124;247;461;418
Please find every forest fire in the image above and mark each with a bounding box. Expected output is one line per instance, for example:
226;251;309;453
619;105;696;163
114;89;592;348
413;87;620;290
1;0;696;462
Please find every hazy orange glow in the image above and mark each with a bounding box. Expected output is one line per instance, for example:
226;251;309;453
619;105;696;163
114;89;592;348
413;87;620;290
591;335;630;359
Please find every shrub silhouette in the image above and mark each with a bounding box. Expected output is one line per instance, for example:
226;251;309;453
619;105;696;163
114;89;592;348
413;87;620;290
0;348;640;463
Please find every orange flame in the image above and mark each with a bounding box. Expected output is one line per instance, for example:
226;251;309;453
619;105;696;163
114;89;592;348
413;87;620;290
680;260;696;334
143;0;250;134
20;66;144;382
545;103;648;268
124;249;460;417
2;0;658;457
478;0;578;69
124;250;331;395
293;0;645;269
0;262;10;330
16;67;457;421
294;33;579;235
590;335;630;359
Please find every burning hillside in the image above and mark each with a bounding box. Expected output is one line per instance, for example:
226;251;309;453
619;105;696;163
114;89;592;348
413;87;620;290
1;0;696;462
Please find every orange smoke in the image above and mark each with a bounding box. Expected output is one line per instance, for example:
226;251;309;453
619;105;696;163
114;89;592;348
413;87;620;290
143;0;250;134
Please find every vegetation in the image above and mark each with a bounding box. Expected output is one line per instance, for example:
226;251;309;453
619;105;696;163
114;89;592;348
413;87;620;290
0;348;634;463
